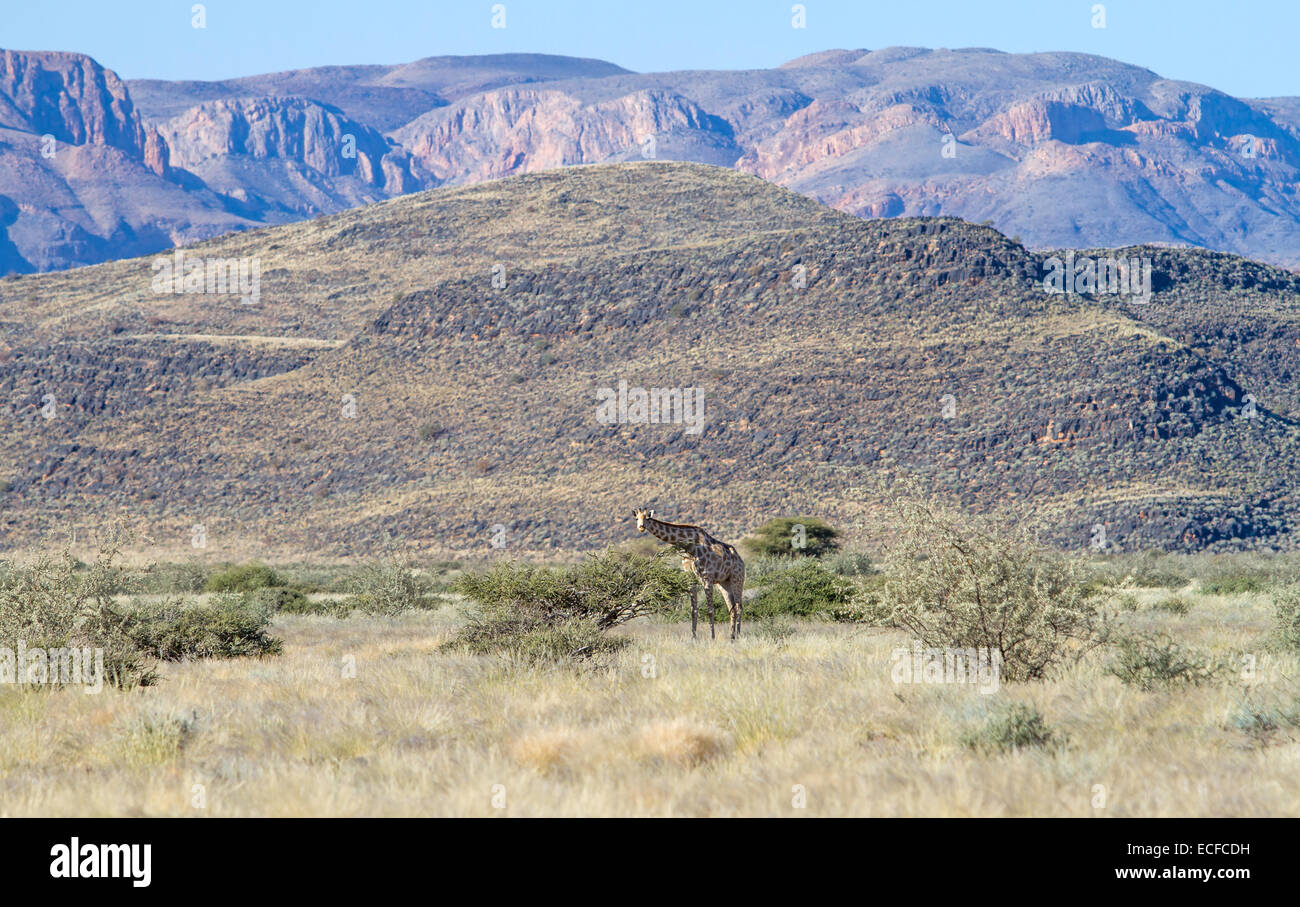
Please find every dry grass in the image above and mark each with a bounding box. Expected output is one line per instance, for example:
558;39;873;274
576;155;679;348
2;588;1298;817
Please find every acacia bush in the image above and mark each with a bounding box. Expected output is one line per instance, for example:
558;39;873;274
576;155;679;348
877;498;1110;682
1201;572;1267;596
446;549;692;663
0;540;285;689
126;595;283;661
127;560;209;595
742;517;841;559
244;586;314;614
336;557;436;615
0;544;156;689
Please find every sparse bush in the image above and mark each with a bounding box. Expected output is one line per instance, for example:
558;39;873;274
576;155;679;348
0;542;158;689
126;595;283;661
1106;633;1227;691
962;702;1057;754
750;614;796;645
460;619;628;664
1230;692;1300;745
446;549;691;664
1274;583;1300;652
115;708;203;764
837;573;890;624
1126;555;1189;590
878;498;1109;682
824;551;875;577
742;516;841;559
337;557;435;615
204;563;283;593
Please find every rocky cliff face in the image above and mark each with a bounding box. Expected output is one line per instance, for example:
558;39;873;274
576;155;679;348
396;87;738;183
0;50;168;175
3;46;1300;274
161;96;420;193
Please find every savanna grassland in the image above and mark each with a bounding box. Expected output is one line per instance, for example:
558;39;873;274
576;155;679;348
3;543;1299;818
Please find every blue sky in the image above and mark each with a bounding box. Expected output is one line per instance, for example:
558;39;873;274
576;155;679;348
2;0;1296;98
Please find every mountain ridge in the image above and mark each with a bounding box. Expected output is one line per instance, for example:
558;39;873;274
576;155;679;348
2;46;1300;275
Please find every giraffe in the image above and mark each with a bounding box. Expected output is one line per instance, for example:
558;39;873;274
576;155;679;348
634;509;746;640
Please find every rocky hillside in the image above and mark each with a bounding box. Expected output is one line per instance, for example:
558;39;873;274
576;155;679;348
3;46;1300;274
1;162;1297;559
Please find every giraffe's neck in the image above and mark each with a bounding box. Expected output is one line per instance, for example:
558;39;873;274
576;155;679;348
645;517;703;554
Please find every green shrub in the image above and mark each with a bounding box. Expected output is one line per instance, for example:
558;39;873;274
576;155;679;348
1202;572;1267;596
126;595;282;661
127;560;209;595
877;498;1109;682
748;560;855;620
836;573;890;624
204;563;283;593
1153;596;1191;615
741;516;841;559
245;586;314;614
1106;633;1227;691
1129;568;1190;590
455;618;629;664
446;549;691;664
961;702;1058;754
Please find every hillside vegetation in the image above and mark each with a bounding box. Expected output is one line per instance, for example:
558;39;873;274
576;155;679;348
2;162;1299;558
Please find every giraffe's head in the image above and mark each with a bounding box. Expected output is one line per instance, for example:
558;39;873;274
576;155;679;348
634;508;656;532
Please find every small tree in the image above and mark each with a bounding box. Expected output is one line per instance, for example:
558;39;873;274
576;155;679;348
742;516;841;558
447;549;693;663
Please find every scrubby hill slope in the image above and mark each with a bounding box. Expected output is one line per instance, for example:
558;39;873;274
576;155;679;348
1;162;1298;558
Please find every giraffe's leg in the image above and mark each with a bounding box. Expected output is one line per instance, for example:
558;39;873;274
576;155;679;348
731;583;744;640
689;585;698;640
720;585;739;641
706;583;716;640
